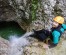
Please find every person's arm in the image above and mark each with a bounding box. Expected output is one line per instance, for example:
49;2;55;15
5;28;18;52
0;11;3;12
51;31;60;47
62;24;66;30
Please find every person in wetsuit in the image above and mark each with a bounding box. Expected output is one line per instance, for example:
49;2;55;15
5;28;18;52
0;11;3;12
32;16;66;48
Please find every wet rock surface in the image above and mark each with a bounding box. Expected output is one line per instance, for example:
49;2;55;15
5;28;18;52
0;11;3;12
0;37;9;55
23;38;66;55
0;0;66;55
0;0;66;30
0;36;66;55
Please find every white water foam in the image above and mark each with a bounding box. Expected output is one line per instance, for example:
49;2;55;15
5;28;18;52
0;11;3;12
9;32;34;55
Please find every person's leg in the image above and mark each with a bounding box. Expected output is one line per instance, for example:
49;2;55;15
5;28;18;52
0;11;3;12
42;29;51;36
33;29;44;34
31;29;51;41
37;33;48;41
33;29;51;36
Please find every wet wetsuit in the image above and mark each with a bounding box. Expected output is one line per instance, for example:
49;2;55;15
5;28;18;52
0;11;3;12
34;24;66;47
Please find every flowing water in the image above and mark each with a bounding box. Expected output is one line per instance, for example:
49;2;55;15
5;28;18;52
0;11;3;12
0;21;34;55
9;32;34;55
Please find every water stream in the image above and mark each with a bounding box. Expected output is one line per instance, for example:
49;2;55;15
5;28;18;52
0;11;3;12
0;21;34;55
9;32;34;55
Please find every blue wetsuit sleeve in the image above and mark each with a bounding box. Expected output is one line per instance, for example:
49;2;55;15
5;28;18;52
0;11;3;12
62;24;66;30
52;31;60;44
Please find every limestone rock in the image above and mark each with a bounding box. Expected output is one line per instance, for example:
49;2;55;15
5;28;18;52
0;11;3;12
0;37;9;55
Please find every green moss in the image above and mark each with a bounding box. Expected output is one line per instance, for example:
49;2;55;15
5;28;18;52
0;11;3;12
31;0;38;20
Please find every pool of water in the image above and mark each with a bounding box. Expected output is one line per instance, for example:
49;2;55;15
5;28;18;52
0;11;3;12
0;21;26;39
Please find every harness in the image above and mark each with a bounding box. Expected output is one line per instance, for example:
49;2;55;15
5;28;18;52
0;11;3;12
51;24;63;35
50;24;63;41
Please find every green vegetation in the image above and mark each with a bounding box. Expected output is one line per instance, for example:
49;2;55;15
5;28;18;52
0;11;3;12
31;0;38;20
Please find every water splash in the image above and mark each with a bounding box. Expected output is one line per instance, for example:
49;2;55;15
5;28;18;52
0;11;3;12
9;32;34;55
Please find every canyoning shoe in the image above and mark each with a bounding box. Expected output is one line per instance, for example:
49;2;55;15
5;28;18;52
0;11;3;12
30;29;37;37
32;29;36;33
32;29;38;35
